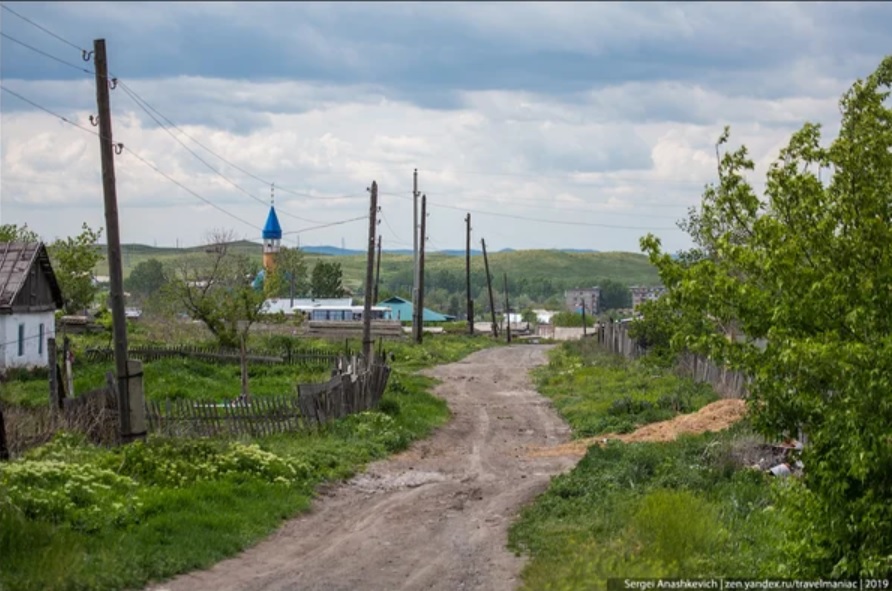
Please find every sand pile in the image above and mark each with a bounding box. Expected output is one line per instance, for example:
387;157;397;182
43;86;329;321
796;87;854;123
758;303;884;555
528;398;748;458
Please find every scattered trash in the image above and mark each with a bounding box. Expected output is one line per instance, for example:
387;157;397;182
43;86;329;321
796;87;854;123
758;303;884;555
769;463;792;478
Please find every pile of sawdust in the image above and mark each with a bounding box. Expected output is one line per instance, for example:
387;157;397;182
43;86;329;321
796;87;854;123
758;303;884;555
528;398;747;458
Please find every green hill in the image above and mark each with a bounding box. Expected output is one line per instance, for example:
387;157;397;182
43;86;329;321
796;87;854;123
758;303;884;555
97;243;660;310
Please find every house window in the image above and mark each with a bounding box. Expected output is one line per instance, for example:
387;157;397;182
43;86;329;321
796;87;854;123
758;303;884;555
39;323;45;356
18;323;25;356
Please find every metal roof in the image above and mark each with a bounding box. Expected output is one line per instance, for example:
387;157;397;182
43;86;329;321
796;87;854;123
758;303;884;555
377;296;455;322
0;241;64;311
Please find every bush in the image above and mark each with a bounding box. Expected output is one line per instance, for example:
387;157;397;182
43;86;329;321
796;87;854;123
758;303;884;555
0;460;140;532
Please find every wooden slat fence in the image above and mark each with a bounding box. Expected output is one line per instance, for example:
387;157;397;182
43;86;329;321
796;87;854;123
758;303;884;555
595;321;748;400
1;378;119;458
144;361;392;439
2;356;391;458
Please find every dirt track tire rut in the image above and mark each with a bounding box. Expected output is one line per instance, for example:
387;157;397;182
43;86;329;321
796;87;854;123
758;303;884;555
148;345;577;591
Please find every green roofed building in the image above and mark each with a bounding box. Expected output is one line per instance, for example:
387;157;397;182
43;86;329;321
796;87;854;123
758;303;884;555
377;296;455;322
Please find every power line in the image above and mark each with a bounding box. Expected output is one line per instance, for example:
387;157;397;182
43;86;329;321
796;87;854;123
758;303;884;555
115;79;366;205
0;84;100;137
120;147;263;232
1;84;262;233
0;31;94;76
117;83;324;224
379;210;405;244
1;3;85;52
381;191;679;231
2;85;376;243
1;4;365;207
280;215;367;236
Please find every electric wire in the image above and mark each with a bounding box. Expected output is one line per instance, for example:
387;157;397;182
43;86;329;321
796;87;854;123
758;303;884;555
0;31;94;76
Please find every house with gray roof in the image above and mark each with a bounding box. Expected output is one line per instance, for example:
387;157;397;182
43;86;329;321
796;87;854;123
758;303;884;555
0;242;64;371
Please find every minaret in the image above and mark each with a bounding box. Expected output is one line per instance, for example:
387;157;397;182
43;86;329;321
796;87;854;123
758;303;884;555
262;184;282;272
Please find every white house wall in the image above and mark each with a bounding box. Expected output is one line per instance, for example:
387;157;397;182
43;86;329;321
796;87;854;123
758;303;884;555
0;311;56;371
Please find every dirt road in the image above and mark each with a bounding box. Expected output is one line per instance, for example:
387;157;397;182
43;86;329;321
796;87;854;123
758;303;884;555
149;345;577;591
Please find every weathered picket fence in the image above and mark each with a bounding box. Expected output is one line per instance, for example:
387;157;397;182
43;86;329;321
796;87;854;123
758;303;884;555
1;376;119;457
1;357;391;459
144;362;391;438
595;320;748;399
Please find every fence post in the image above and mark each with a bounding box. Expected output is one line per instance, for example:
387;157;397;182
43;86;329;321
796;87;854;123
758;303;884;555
127;359;147;439
0;406;9;461
47;337;60;410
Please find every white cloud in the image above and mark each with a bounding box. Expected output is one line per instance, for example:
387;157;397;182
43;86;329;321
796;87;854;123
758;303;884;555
2;1;888;255
0;71;858;254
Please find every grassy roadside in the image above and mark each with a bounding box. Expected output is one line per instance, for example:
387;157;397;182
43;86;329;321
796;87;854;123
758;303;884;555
509;341;789;589
531;338;718;436
0;334;499;591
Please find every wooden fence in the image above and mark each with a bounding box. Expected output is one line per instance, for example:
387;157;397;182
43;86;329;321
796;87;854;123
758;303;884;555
1;357;391;458
595;321;748;400
84;345;350;368
1;377;119;457
143;362;391;438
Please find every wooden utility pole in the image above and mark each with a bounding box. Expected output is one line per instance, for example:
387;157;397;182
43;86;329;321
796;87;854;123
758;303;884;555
503;272;512;344
412;169;420;342
362;181;379;364
481;238;498;338
373;235;382;304
94;39;143;441
414;195;427;344
465;213;473;335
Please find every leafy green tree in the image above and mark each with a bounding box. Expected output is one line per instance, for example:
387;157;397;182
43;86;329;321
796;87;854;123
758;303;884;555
125;258;167;299
48;223;104;315
640;56;892;576
600;279;632;310
551;311;594;328
270;246;308;301
521;308;538;324
165;230;269;349
0;223;40;242
309;261;346;298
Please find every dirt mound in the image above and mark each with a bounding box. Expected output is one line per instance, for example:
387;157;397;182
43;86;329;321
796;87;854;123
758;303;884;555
527;398;748;458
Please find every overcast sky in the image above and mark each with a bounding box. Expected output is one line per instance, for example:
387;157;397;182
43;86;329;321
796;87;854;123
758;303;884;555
1;2;890;253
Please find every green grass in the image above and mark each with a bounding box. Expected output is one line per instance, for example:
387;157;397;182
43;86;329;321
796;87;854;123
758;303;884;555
0;331;496;591
533;338;718;436
508;426;789;589
508;340;790;589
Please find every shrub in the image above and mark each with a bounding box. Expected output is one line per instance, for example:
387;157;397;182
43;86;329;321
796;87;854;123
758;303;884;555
0;460;139;532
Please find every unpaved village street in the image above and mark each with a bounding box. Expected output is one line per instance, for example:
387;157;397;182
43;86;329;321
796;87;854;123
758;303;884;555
147;345;577;591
